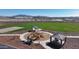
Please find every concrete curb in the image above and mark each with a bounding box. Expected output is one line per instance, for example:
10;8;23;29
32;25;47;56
0;34;21;36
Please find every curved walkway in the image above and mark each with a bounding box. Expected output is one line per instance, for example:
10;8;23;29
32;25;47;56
0;27;23;33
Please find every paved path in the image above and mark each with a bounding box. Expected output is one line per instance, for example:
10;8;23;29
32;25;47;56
66;36;79;38
0;44;15;49
0;27;23;33
0;34;20;36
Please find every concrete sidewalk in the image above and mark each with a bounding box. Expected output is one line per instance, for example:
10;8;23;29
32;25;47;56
0;34;20;36
0;27;23;33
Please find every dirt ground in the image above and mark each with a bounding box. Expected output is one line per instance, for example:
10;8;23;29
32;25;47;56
0;36;44;49
1;30;79;49
62;38;79;49
0;35;79;49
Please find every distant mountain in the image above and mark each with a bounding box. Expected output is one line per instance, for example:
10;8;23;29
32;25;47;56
0;15;79;22
12;15;32;17
11;15;33;19
0;14;79;19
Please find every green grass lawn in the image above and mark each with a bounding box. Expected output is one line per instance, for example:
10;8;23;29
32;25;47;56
1;22;79;32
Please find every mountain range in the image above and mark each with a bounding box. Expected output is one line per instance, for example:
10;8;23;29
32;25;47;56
0;15;79;22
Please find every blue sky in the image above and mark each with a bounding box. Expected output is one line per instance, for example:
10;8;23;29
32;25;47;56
0;9;79;17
